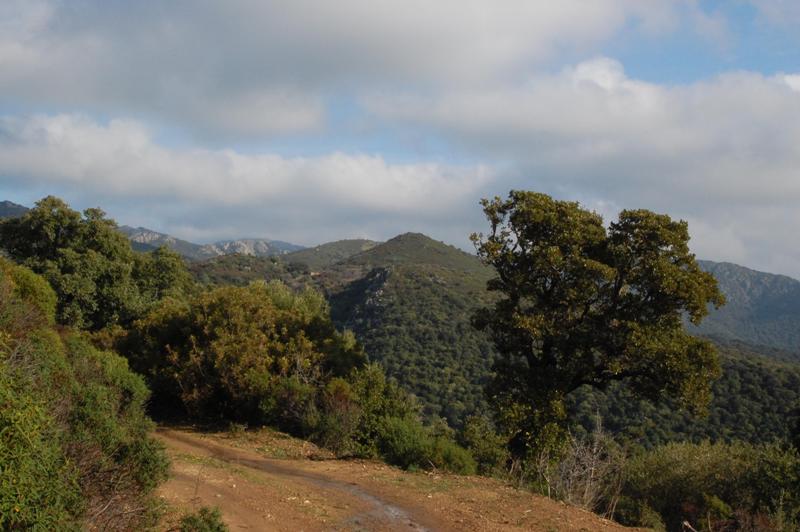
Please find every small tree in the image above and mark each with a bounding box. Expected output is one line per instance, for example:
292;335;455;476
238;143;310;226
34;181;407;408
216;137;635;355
471;191;724;459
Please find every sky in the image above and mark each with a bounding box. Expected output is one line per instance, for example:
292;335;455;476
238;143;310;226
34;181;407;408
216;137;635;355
1;1;799;276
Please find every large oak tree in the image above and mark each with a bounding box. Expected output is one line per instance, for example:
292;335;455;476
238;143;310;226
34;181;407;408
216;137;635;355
471;191;725;456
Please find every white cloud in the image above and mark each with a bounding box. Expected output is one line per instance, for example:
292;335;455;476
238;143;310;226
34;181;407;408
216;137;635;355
785;75;800;91
0;0;685;137
0;113;492;243
364;58;800;275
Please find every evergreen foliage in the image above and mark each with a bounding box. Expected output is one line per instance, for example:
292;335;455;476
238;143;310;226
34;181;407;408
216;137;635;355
570;343;800;448
618;441;800;530
120;281;365;422
330;263;495;425
0;259;168;529
0;196;192;330
472;191;724;457
189;254;295;287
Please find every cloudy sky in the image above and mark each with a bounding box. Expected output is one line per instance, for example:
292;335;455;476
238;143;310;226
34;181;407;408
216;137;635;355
1;1;799;276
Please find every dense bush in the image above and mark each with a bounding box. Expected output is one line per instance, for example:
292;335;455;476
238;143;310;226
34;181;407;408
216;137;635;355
617;441;800;531
120;282;476;473
120;281;366;422
0;260;169;529
0;361;81;529
179;506;229;531
458;415;510;475
374;416;476;474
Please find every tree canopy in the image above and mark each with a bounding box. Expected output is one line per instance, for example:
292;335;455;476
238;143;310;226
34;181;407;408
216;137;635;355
471;191;725;456
0;196;191;330
120;280;367;422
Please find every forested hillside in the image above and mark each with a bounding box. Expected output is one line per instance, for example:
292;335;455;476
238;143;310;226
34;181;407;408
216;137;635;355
190;254;296;286
180;229;800;444
570;341;800;447
316;234;494;425
694;260;800;352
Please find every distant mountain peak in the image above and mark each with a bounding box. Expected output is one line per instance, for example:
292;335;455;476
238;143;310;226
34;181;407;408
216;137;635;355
117;225;303;260
201;238;304;258
0;200;29;219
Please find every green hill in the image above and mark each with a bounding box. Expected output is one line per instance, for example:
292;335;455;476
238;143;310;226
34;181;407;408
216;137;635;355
341;232;488;273
183;232;800;443
323;233;496;426
283;239;381;271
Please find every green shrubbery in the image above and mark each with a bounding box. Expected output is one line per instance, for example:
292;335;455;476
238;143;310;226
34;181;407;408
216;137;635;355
458;415;510;475
119;280;476;473
617;441;800;531
0;259;169;529
179;506;229;531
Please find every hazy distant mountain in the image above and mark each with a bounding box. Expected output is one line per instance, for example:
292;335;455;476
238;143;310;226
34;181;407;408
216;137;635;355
693;260;800;353
119;226;303;260
0;200;29;218
119;226;208;258
201;238;303;258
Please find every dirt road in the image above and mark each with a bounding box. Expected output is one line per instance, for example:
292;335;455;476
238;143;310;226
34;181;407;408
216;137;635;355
155;428;640;531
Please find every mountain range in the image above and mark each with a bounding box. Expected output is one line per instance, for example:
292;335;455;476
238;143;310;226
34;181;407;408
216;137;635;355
0;201;304;260
119;226;304;260
192;232;800;445
5;198;800;354
5;197;800;442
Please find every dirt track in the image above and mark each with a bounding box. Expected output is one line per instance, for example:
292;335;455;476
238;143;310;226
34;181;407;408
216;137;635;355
155;428;641;531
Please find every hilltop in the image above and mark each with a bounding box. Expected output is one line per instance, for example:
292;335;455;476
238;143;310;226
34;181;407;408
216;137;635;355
0;200;28;218
283;238;381;271
320;234;496;424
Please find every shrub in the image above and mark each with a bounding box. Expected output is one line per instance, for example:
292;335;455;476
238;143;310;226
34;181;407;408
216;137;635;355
0;367;82;529
378;416;434;470
119;281;366;423
430;436;477;475
459;415;509;475
314;377;362;455
0;261;169;529
620;441;800;530
376;416;476;474
179;506;229;532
